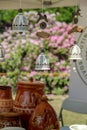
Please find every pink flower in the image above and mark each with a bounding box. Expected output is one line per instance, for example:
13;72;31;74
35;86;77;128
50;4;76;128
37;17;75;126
21;39;26;44
55;62;60;66
50;35;58;42
5;54;10;59
3;32;9;37
55;22;62;28
62;22;67;28
64;86;68;91
5;49;10;53
57;36;64;44
21;66;29;71
29;71;37;77
29;39;40;45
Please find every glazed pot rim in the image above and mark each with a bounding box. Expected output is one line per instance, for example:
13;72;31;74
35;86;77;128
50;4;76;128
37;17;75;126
17;80;44;87
0;86;11;89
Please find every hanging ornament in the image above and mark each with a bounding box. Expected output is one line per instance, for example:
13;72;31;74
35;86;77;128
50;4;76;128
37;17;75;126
72;7;82;24
36;31;50;38
35;50;50;71
0;44;5;62
12;8;28;33
72;0;82;24
68;25;84;34
36;0;50;38
69;41;82;61
12;0;28;33
36;12;48;29
36;0;48;30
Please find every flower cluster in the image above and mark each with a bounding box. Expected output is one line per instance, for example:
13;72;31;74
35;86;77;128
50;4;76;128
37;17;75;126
0;10;75;94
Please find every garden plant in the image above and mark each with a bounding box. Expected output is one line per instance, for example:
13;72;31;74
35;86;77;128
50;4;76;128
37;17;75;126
0;9;75;94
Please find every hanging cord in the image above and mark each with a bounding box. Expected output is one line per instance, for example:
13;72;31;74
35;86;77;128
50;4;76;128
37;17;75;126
42;0;43;13
75;0;78;11
78;0;80;8
72;0;81;24
18;0;22;12
19;0;21;9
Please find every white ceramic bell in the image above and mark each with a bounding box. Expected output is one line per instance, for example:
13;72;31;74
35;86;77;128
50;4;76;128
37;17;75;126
69;44;82;60
35;51;50;71
12;9;28;33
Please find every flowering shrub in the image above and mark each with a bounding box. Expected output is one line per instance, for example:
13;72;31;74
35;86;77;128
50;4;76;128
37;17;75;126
0;11;75;94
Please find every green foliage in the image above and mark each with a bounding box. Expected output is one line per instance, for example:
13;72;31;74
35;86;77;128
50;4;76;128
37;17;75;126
36;6;75;23
0;6;75;32
0;10;18;32
56;7;75;23
52;88;65;95
0;10;18;22
0;9;75;95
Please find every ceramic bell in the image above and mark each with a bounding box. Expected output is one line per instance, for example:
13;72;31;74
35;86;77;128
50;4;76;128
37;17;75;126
69;44;82;61
12;9;28;33
35;51;50;71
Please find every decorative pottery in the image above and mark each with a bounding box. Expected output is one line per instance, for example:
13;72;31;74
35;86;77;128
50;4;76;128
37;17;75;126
70;124;87;130
13;78;45;130
0;86;13;112
0;112;22;128
29;95;60;130
0;127;26;130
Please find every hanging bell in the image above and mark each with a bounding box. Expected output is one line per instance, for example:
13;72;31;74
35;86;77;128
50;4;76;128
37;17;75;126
35;51;50;71
69;43;82;61
12;9;28;33
0;44;4;62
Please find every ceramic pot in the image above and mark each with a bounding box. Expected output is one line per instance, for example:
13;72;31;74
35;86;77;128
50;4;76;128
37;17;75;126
0;112;22;128
13;78;45;130
0;86;13;112
29;95;60;130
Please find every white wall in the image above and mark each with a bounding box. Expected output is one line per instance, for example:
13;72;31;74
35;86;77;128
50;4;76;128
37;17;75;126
69;0;87;102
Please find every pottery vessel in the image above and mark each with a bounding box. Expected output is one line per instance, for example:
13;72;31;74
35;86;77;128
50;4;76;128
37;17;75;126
69;124;87;130
0;112;22;128
29;95;60;130
13;78;45;130
0;86;13;112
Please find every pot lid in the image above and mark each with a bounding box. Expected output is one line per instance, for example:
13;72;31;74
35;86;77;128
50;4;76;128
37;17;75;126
18;77;44;87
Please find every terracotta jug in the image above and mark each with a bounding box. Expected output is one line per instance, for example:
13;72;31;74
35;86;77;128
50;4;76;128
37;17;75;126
0;112;22;128
29;95;60;130
0;86;13;112
13;78;45;130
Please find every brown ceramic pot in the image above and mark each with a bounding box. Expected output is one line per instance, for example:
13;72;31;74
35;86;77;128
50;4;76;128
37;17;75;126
0;86;13;112
13;78;45;130
29;95;60;130
0;112;22;128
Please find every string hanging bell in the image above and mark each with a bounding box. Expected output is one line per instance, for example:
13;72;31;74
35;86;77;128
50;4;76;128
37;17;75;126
35;50;50;71
69;41;82;61
12;8;29;33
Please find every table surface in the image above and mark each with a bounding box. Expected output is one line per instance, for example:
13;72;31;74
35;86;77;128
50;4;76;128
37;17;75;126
60;126;70;130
